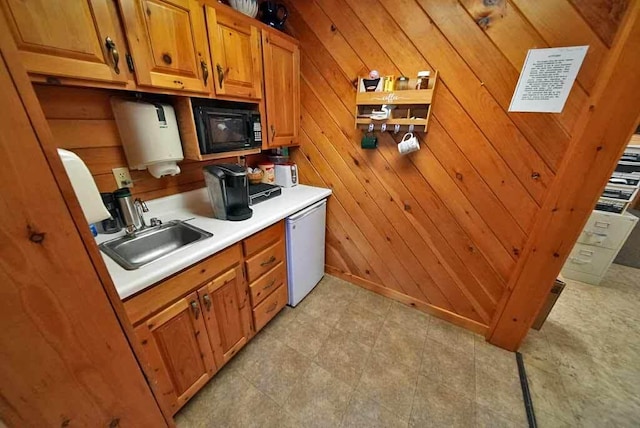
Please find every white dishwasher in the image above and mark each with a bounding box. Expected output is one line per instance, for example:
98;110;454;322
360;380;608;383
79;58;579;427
286;199;327;306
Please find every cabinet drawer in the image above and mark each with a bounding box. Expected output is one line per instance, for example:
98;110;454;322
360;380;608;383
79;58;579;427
563;244;616;277
245;240;285;283
243;221;284;257
577;211;638;250
249;262;286;307
253;283;287;332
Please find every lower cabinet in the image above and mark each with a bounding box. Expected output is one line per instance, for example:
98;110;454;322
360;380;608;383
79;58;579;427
126;221;288;419
135;292;216;415
197;266;253;368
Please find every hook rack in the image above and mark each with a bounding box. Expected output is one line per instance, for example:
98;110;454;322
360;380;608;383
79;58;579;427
359;121;426;133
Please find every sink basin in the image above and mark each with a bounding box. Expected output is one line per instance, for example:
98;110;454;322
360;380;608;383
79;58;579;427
99;220;213;270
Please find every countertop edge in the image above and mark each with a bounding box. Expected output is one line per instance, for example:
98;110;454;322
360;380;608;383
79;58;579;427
112;187;332;300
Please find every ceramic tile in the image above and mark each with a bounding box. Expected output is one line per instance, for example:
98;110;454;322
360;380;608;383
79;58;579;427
421;338;475;400
341;391;408;428
335;302;386;347
283;363;353;427
385;301;431;331
372;319;426;369
273;310;333;358
296;279;352;326
350;286;392;316
176;368;282;428
358;352;419;420
427;316;475;353
230;333;311;404
409;374;474;428
474;335;519;382
475;360;527;424
314;329;372;386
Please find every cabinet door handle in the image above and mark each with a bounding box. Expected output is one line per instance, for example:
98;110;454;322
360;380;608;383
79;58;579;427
216;63;225;87
201;60;209;86
105;36;120;74
261;256;276;267
266;301;278;313
270;124;276;140
202;293;212;311
190;300;200;319
264;279;276;290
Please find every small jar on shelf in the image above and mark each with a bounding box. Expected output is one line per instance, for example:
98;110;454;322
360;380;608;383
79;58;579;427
395;76;409;90
416;71;430;89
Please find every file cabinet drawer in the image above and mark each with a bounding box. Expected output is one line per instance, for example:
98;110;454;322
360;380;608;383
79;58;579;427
563;244;616;277
577;211;637;250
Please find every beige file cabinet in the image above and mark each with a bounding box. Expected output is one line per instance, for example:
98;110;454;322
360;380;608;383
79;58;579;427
562;210;638;285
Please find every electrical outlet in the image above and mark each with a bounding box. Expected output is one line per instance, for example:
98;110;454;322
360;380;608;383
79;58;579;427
112;167;133;188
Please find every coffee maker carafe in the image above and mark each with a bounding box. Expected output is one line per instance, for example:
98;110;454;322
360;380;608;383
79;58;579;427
203;164;253;221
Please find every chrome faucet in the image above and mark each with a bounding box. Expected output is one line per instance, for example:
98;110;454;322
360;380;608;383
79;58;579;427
134;198;149;229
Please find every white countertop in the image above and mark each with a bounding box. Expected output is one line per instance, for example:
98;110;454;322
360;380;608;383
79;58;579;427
96;185;332;299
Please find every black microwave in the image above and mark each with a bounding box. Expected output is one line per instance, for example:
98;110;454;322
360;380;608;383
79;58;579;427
192;100;262;154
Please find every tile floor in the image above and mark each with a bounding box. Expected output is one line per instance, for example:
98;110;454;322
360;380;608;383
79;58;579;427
175;264;640;427
175;275;526;427
519;263;640;427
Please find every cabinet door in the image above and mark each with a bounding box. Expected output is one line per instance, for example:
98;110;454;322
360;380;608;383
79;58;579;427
198;266;253;368
206;7;262;99
118;0;212;93
135;292;216;415
0;0;128;84
262;29;300;147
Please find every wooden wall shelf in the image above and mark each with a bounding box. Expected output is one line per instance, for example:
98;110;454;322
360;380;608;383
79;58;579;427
355;71;439;132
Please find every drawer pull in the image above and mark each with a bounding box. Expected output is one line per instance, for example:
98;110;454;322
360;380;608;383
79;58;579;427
261;256;276;267
190;300;200;319
594;221;610;229
202;294;212;312
266;301;278;313
569;257;591;265
578;249;594;257
264;279;276;290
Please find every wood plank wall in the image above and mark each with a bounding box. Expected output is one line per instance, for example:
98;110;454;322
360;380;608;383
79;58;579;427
33;84;236;200
285;0;627;331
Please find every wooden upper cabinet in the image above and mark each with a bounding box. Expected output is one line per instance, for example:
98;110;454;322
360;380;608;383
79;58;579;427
262;29;300;147
118;0;212;93
135;292;216;416
197;266;253;368
0;0;129;84
206;7;262;99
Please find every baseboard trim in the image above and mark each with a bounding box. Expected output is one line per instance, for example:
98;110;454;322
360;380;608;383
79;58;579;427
325;266;489;336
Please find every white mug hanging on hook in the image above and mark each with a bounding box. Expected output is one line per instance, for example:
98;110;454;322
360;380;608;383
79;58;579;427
398;132;420;155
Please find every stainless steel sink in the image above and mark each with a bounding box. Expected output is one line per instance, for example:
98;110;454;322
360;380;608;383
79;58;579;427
99;220;213;270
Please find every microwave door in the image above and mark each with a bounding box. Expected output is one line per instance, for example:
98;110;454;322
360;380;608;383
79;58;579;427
205;113;250;152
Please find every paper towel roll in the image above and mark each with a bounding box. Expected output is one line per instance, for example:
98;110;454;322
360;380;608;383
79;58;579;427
57;149;111;224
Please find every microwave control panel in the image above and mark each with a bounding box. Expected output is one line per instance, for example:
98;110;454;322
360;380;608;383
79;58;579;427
253;119;262;142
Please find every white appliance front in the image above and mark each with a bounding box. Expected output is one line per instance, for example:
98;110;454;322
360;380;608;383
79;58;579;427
286;199;327;306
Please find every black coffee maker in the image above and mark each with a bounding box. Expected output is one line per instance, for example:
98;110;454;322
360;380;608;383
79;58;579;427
259;1;288;31
203;164;253;221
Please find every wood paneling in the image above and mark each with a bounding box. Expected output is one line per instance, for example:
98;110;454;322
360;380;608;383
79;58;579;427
34;84;235;200
0;28;165;425
285;0;624;332
491;1;640;349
